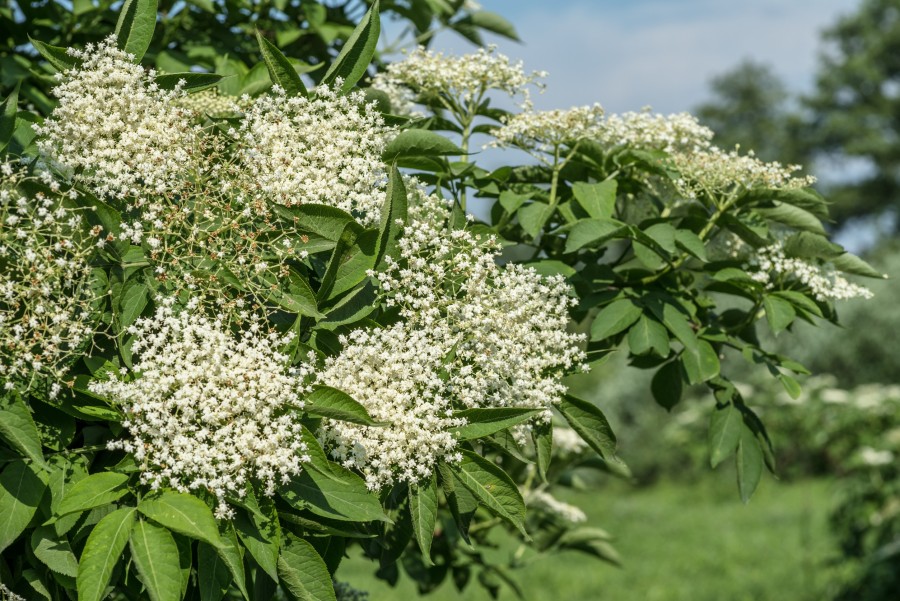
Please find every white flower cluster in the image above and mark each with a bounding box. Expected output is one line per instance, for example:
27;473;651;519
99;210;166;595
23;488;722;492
597;109;714;154
0;165;97;393
90;299;312;518
375;45;545;109
174;88;242;118
375;189;586;411
489;104;606;156
316;323;465;490
553;426;590;455
525;489;587;523
34;36;198;200
235;83;389;225
0;583;25;601
369;74;422;117
748;242;873;301
670;147;816;200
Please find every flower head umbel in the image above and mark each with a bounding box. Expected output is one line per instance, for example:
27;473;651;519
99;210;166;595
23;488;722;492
489;104;605;159
236;82;389;225
597;109;715;154
90;298;313;518
0;164;98;393
35;36;198;200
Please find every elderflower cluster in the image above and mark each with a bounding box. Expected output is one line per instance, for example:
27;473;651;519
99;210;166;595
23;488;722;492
597;109;714;153
90;299;312;518
316;323;465;490
748;242;873;301
375;189;586;412
34;36;198;200
0;165;97;393
489;104;606;156
0;583;25;601
670;146;816;200
174;88;242;118
375;45;545;109
235;83;389;225
525;489;587;523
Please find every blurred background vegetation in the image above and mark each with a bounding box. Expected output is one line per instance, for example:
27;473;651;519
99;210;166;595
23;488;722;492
2;0;898;599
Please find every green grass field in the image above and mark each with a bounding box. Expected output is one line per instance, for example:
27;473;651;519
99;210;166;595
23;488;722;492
338;473;845;601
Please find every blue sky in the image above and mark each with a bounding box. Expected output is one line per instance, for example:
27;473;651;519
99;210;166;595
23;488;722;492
423;0;861;114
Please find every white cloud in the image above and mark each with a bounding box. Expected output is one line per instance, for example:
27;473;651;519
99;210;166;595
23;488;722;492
429;0;859;114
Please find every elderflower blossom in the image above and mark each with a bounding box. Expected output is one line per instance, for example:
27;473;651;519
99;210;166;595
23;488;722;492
553;426;590;455
670;146;816;200
369;74;422;117
35;36;198;199
597;109;714;153
748;241;873;301
316;323;465;490
374;189;586;413
90;299;312;518
236;82;389;225
0;583;25;601
0;165;98;392
525;489;587;523
489;104;605;156
376;45;545;109
174;88;242;118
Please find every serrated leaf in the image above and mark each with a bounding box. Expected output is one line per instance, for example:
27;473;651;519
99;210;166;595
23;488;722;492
681;339;720;384
77;507;136;601
572;180;617;219
305;385;379;426
783;231;844;260
117;281;148;333
736;424;764;503
115;0;158;61
450;450;527;536
518;202;554;239
382;129;464;162
643;223;677;253
234;508;279;581
271;204;357;241
558;395;617;460
0;460;48;553
138;491;222;547
322;0;380;92
831;252;885;279
763;295;796;335
56;471;129;517
198;541;234;601
256;32;307;97
0;390;48;469
627;315;670;357
278;535;337;601
409;475;438;565
533;422;552;482
499;190;531;214
280;466;385;522
674;229;708;262
375;165;408;269
29;37;81;71
31;525;79;577
756;202;826;234
450;407;543;441
130;519;183;601
708;403;742;468
565;218;625;253
590;298;642;341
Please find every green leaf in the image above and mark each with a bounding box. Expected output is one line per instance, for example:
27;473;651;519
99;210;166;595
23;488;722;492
0;389;48;469
756;202;826;234
138;491;222;547
572;180;617;219
29;37;81;71
256;32;308;97
280;466;386;522
681;339;720;384
643;223;677;253
130;519;183;601
783;231;844;260
56;471;130;517
305;385;379;426
277;534;337;601
409;475;438;565
204;524;248;600
763;295;796;335
499;191;531;214
558;395;617;460
272;204;356;242
627;315;670;357
657;302;698;352
565;218;625;253
198;541;234;601
375;165;408;269
0;460;48;553
831;252;885;279
115;0;159;62
450;450;527;536
450;407;544;441
736;423;764;503
31;525;79;577
779;374;802;400
155;72;223;92
708;403;742;468
557;528;620;565
533;422;552;482
317;281;377;330
0;83;19;151
234;508;279;581
77;507;136;601
117;281;148;333
322;0;380;92
651;361;683;411
674;230;708;262
461;11;520;41
382;129;465;162
590;298;642;341
518;202;554;239
261;269;321;318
